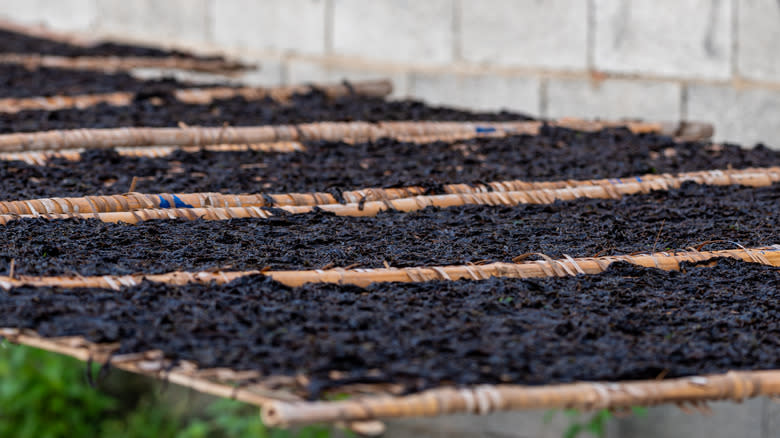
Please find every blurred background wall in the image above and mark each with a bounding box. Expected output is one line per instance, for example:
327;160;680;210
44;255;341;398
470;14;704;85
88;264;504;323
1;0;779;147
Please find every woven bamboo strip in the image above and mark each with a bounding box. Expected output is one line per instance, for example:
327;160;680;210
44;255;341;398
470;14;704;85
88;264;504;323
0;119;713;153
0;79;393;113
1;167;776;215
261;370;780;426
0;247;777;290
0;53;250;75
0;142;305;165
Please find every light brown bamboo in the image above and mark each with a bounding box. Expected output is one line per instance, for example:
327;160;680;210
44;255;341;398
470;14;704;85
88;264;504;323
0;53;251;75
3;167;778;223
261;370;780;427
0;79;393;113
1;167;776;215
0;246;777;290
0;119;713;153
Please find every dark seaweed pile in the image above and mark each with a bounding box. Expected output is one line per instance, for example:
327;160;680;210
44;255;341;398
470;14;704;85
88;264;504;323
0;89;531;134
0;28;222;60
0;65;223;98
1;258;776;394
0;183;776;276
2;127;777;200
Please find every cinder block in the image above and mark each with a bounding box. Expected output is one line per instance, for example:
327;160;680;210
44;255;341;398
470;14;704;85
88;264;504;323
0;0;95;31
332;0;453;64
286;59;408;97
212;0;325;55
737;0;780;82
236;57;285;87
610;399;764;438
409;71;539;114
546;78;681;121
384;410;572;438
687;83;780;148
95;0;210;44
767;398;780;438
594;0;732;79
460;0;587;70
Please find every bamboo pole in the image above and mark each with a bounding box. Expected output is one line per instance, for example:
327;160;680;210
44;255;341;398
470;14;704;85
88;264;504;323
0;119;713;153
0;79;394;113
0;246;777;290
1;167;776;215
261;370;780;427
0;53;251;75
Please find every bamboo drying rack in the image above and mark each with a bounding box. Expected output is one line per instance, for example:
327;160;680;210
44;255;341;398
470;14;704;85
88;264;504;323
1;246;778;428
0;119;714;153
0;79;393;113
0;53;251;75
0;246;777;289
1;167;776;215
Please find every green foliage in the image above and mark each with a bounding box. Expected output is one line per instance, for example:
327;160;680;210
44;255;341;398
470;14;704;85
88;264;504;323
0;341;332;438
561;409;612;438
545;406;648;438
0;340;117;438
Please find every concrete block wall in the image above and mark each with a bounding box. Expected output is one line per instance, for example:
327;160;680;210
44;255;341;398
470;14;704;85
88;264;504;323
1;0;779;147
0;1;778;436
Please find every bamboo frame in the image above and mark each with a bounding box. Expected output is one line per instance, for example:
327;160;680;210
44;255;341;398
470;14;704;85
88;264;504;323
0;246;777;290
1;246;778;427
1;167;776;215
0;53;251;75
0;79;394;113
0;119;713;153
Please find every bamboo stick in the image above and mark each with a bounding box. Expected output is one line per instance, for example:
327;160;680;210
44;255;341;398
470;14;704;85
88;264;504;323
1;167;776;215
261;370;780;427
0;246;776;290
0;53;251;75
0;119;713;153
0;79;394;113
